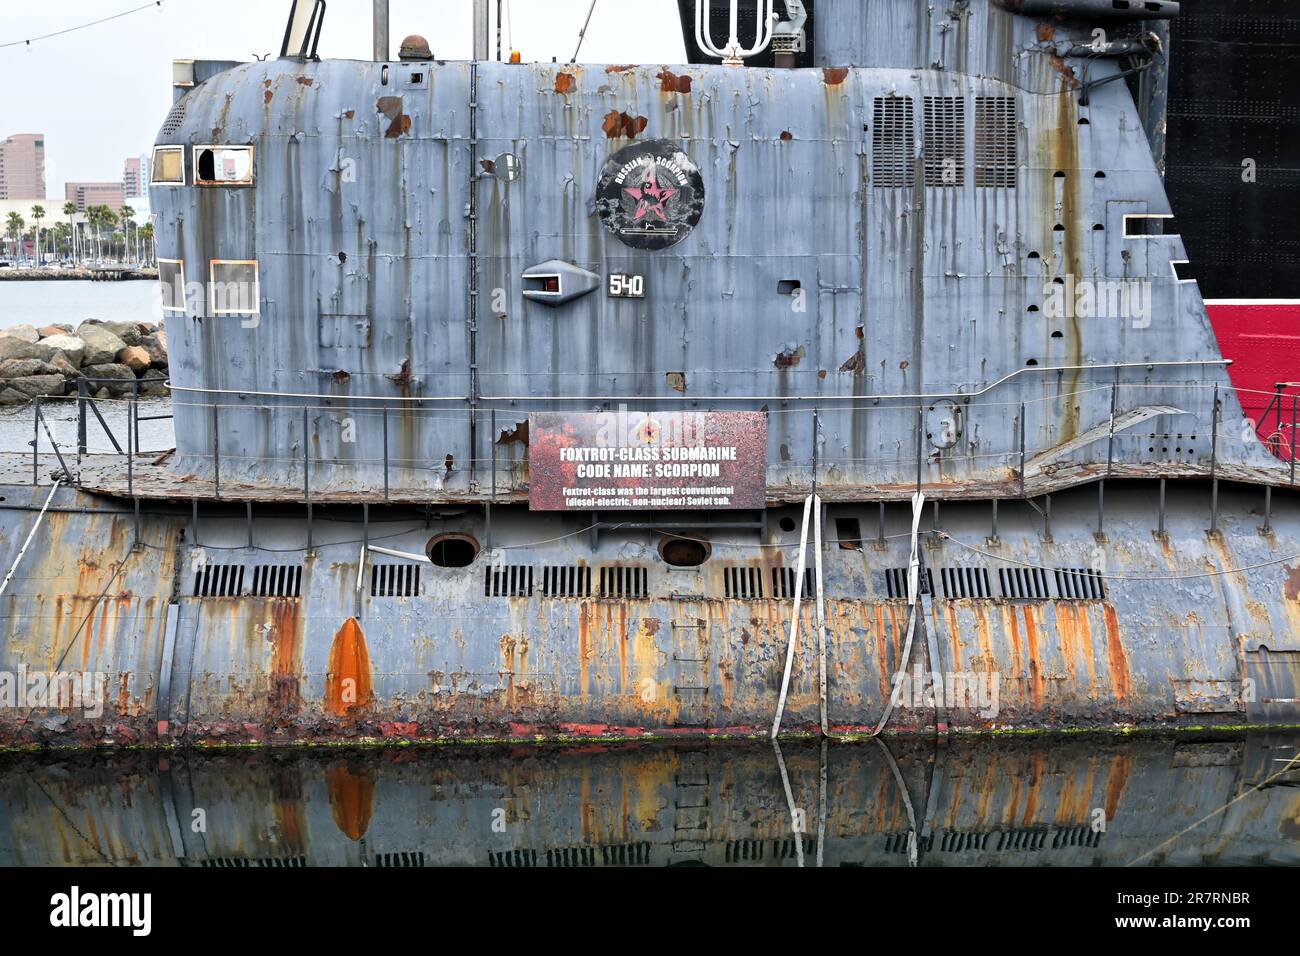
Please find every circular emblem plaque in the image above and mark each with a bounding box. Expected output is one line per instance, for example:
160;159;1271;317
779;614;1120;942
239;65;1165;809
595;140;705;251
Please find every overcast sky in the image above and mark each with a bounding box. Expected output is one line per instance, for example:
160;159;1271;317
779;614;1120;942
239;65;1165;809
0;0;688;199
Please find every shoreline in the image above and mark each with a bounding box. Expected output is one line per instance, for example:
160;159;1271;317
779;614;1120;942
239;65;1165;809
0;267;158;281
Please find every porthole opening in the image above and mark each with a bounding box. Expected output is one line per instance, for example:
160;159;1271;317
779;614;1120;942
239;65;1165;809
427;533;479;567
659;534;710;567
779;516;797;533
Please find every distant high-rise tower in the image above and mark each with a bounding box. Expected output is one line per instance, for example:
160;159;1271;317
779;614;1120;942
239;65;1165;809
122;154;150;198
0;134;46;200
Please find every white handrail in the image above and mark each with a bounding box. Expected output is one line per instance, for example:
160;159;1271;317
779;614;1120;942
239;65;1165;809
695;0;775;66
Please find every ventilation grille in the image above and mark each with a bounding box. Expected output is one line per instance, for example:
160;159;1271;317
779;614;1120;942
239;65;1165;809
725;839;765;863
161;100;187;135
872;96;915;187
724;566;765;600
998;566;1051;601
924;96;966;186
488;849;538;867
250;565;303;598
884;826;1102;854
485;565;534;597
600;566;649;599
542;565;592;598
375;851;425;867
771;566;816;600
885;567;933;600
193;564;244;597
975;96;1017;188
200;856;308;868
1054;567;1107;601
941;567;992;600
772;836;817;860
371;564;421;598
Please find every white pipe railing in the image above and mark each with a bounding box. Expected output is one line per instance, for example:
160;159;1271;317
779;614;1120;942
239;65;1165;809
694;0;776;66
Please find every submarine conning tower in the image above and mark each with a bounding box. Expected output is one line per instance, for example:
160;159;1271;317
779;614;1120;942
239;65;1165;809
148;0;1277;503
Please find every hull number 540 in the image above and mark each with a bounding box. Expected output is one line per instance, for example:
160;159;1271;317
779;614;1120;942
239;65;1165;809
608;274;646;298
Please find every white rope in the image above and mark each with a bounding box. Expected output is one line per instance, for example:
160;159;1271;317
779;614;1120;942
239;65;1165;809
771;494;814;739
0;480;61;599
870;490;927;737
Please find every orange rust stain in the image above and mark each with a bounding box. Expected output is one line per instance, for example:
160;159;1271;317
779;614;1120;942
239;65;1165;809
268;599;303;716
264;90;273;105
1284;565;1300;602
554;72;576;94
1021;752;1045;825
822;67;849;85
325;617;372;718
656;68;692;94
1103;754;1131;821
1103;605;1132;702
1035;23;1055;42
1055;603;1080;684
1022;607;1045;708
602;110;648;139
325;763;374;841
578;603;592;698
296;76;313;86
605;64;636;73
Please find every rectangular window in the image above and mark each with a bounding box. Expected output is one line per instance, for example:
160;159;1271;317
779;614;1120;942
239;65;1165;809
158;259;186;312
209;260;260;315
923;96;966;187
193;145;254;185
151;146;185;185
872;96;915;188
974;96;1017;188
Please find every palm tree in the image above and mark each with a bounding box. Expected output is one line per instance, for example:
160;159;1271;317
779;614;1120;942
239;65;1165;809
62;200;78;262
139;221;155;266
119;205;134;264
51;222;71;260
5;212;24;264
30;205;45;265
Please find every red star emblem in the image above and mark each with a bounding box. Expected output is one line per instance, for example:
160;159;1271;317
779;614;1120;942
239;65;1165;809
625;166;678;222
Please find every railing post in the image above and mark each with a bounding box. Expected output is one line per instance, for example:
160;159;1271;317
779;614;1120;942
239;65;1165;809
32;397;40;485
1210;384;1220;533
303;406;313;552
212;402;221;499
132;379;141;455
126;390;134;499
76;377;88;460
382;404;390;502
1291;392;1297;486
1019;402;1027;498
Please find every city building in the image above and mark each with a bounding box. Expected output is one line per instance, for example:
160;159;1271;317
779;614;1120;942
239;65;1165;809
123;154;151;198
0;133;46;201
64;181;127;213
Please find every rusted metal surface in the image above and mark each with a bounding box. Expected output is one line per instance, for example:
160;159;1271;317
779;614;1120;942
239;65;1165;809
0;479;1298;745
0;735;1294;866
148;1;1275;498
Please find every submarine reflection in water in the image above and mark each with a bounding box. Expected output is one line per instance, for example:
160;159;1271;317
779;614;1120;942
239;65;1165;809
1;736;1297;867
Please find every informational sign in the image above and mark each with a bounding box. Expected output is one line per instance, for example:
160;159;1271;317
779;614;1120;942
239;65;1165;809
595;140;705;251
529;411;767;511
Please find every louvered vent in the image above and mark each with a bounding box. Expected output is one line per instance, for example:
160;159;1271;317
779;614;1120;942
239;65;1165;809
599;566;649;599
975;96;1017;188
485;565;534;597
193;565;245;597
370;564;421;597
998;566;1051;600
924;96;966;186
374;851;425;867
771;566;816;600
488;849;538;867
200;856;307;868
872;96;915;187
885;567;934;600
1054;567;1107;601
724;566;765;600
541;565;592;598
161;100;187;135
250;565;303;598
941;567;992;599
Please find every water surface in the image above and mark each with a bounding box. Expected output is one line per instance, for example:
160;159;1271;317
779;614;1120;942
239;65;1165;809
0;280;158;330
2;735;1296;867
